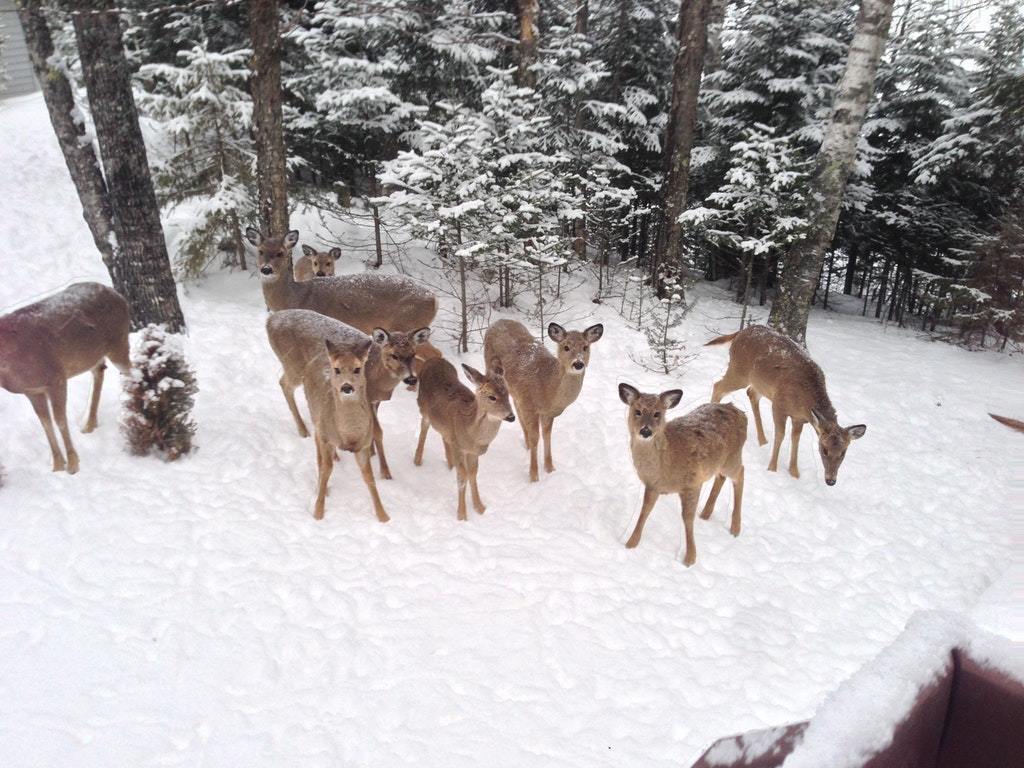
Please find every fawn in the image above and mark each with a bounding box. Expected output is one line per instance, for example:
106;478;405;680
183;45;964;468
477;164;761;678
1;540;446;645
484;319;604;481
414;357;515;521
294;244;338;281
619;384;747;567
707;325;865;485
0;282;130;474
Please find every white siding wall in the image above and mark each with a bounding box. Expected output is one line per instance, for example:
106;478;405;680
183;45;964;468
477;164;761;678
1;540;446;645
1;1;40;99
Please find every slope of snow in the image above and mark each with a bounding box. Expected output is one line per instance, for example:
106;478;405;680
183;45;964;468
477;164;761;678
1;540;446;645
1;94;1021;767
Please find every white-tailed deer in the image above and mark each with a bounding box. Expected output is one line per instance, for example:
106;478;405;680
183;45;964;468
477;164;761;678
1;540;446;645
618;384;747;567
294;244;338;282
266;318;388;522
414;357;515;521
266;309;430;479
484;319;604;481
707;325;866;485
0;282;130;474
990;413;1024;433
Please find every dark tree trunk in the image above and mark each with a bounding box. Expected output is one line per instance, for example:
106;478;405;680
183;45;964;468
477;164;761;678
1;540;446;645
250;0;290;236
517;0;540;88
844;242;859;294
654;0;711;292
72;1;185;332
768;0;895;343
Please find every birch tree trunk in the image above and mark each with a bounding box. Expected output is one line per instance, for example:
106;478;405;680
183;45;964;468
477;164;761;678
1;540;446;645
72;2;186;332
517;0;539;88
703;0;728;75
249;0;290;236
654;0;711;292
768;0;895;343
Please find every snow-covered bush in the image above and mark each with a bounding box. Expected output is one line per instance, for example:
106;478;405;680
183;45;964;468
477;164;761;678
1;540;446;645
121;325;198;461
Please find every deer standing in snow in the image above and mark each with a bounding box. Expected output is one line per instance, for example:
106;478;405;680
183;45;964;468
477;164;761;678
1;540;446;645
0;282;130;474
619;384;747;567
484;319;604;481
706;325;865;485
294;244;338;282
414;357;515;520
267;309;430;479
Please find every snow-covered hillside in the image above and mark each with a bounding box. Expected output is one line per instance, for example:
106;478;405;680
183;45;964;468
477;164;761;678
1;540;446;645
1;94;1020;767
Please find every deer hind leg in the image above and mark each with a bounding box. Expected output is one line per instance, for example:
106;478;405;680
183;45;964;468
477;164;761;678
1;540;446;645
313;436;333;519
626;486;659;548
413;416;430;466
371;404;392;480
455;457;469;521
48;380;79;475
788;421;804;479
700;475;726;520
729;465;744;537
466;453;485;514
524;412;541;482
27;392;66;473
541;415;555;474
280;374;309;438
711;367;746;404
513;395;530;448
746;387;768;446
356;446;390;523
108;335;131;375
83;361;106;433
680;488;700;567
443;439;455;470
767;404;787;473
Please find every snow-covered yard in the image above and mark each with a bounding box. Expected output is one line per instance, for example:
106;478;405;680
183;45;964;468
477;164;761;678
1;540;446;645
1;94;1020;767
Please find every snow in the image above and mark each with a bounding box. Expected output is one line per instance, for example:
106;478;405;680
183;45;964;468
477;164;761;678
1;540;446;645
1;94;1022;767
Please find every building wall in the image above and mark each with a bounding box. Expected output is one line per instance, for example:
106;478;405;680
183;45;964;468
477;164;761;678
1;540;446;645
1;0;40;99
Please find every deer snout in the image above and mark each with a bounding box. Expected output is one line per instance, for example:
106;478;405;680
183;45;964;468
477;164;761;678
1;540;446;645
315;271;325;277
825;478;837;486
403;375;418;387
639;426;653;439
260;265;274;276
504;413;516;422
572;360;585;372
340;383;355;395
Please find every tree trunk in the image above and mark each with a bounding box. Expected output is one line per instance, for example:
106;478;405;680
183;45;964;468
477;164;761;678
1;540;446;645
17;0;123;293
703;0;728;75
654;0;711;292
767;0;895;343
250;0;290;236
72;2;186;332
517;0;539;88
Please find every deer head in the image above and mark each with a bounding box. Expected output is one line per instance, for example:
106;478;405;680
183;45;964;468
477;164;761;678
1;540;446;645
548;322;604;375
324;336;372;400
463;364;515;422
372;327;431;388
618;383;682;441
246;227;299;281
808;410;866;485
301;244;339;278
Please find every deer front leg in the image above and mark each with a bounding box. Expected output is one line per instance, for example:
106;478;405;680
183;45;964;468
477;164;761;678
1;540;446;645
466;453;485;514
455;457;468;521
413;416;430;466
700;475;726;520
746;387;768;446
524;411;541;482
541;415;555;474
626;486;659;548
680;488;700;567
313;436;333;520
788;421;803;479
371;405;392;480
49;380;79;475
730;465;744;537
280;374;309;438
356;446;390;523
27;392;65;473
83;362;105;433
767;405;787;472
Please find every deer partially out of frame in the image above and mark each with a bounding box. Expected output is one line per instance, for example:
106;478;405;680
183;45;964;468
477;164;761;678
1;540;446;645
414;357;515;521
266;309;430;479
707;325;865;485
0;282;130;474
619;384;747;567
294;245;338;282
990;413;1024;433
484;319;604;481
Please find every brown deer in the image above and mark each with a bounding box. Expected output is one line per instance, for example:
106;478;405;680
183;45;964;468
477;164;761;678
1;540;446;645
706;325;865;485
484;319;604;481
266;309;430;479
414;357;515;520
618;384;747;567
0;282;130;474
294;245;338;281
265;318;389;522
990;413;1024;433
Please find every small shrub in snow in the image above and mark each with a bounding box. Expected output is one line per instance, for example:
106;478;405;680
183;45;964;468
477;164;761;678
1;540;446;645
121;325;198;461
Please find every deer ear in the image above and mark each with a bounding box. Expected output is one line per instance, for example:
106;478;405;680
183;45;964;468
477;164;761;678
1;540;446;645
808;409;825;434
284;230;299;248
411;327;431;345
324;338;340;359
372;328;390;345
548;323;566;342
245;227;262;246
329;247;341;259
618;383;640;405
355;338;373;362
846;424;866;440
659;389;683;409
584;323;604;343
461;363;485;386
491;363;505;377
301;244;315;257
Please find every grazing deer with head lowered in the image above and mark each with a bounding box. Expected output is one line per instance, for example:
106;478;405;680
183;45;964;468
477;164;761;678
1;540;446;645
484;319;604;481
266;309;430;479
266;318;389;522
619;384;747;567
414;357;515;520
0;282;130;475
707;325;865;485
294;245;338;282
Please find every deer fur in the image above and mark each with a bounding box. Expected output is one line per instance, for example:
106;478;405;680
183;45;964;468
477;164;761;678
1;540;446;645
414;357;515;520
266;309;430;479
707;325;865;485
619;384;747;567
484;319;604;481
990;413;1024;433
294;244;338;281
0;282;130;474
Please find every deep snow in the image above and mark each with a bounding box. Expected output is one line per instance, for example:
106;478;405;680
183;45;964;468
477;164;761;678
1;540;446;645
1;93;1021;767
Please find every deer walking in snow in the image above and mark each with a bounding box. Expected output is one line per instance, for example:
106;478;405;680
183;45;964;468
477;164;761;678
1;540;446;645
706;325;865;485
484;319;604;481
619;384;747;567
414;357;515;521
294;244;338;282
0;282;130;474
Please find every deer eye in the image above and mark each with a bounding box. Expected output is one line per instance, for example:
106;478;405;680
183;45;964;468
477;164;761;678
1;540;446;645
353;367;361;374
654;412;661;418
390;354;398;360
333;367;341;374
489;395;496;401
583;345;589;352
634;410;642;417
563;345;570;351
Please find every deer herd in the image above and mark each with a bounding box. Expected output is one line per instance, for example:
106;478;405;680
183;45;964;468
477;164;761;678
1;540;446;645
0;227;877;566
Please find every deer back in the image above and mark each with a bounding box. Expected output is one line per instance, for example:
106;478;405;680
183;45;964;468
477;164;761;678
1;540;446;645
284;273;436;335
484;320;562;409
417;357;480;448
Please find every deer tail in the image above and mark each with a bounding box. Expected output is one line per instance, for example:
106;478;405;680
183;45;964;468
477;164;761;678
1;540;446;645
989;413;1024;434
705;331;740;347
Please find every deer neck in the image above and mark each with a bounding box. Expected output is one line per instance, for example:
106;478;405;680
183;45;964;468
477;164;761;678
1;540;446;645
261;254;306;311
470;406;501;449
329;389;373;446
550;365;584;412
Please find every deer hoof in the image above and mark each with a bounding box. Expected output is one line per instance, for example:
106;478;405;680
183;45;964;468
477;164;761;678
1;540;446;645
700;508;713;520
767;463;777;472
789;467;800;479
297;426;309;438
82;421;97;434
377;512;391;523
66;455;79;475
544;463;555;474
380;467;393;480
313;507;325;520
683;552;696;567
757;436;768;446
730;524;741;537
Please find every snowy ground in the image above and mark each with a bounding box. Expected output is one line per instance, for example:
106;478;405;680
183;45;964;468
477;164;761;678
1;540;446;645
1;94;1021;767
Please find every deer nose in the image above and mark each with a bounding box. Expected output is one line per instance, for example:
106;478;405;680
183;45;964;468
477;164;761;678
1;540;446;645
505;413;516;422
316;271;325;277
340;383;354;394
260;265;273;275
572;360;585;371
825;478;836;486
639;427;652;439
403;375;418;386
